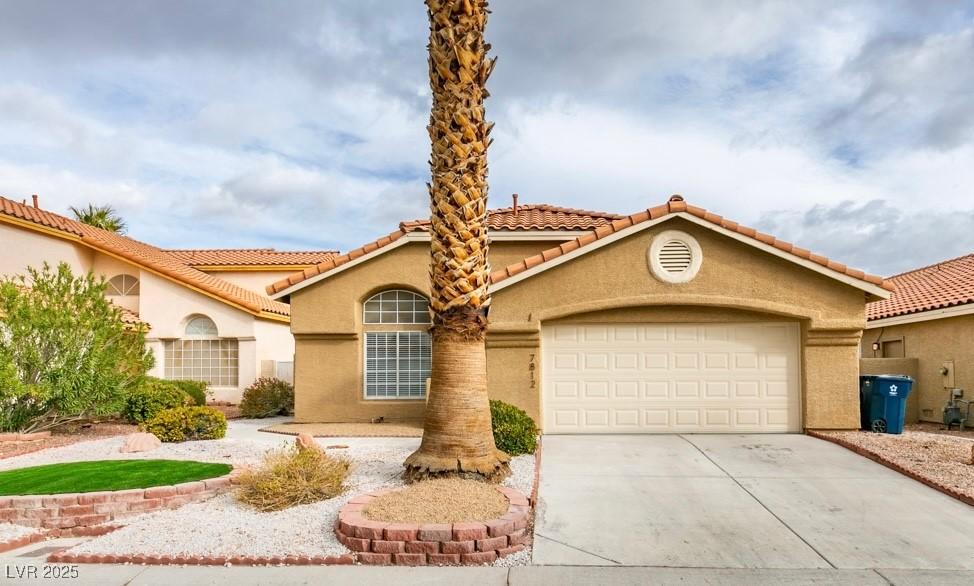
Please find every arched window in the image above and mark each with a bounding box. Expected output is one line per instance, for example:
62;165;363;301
363;290;431;399
106;274;139;296
163;315;238;387
363;289;431;324
185;315;218;338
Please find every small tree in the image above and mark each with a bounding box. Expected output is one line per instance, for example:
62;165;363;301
0;262;153;432
69;204;127;234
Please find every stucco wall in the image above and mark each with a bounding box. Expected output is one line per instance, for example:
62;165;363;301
290;218;871;429
202;270;297;296
487;239;574;270
92;253;142;313
863;315;974;422
860;357;920;423
0;222;93;277
140;272;259;402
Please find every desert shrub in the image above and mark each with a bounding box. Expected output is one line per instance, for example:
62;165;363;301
0;262;153;432
169;380;209;406
239;378;294;418
123;378;191;424
490;400;538;456
235;445;350;512
141;406;227;442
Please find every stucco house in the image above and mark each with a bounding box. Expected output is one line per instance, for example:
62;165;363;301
270;195;892;433
0;195;334;402
863;253;974;423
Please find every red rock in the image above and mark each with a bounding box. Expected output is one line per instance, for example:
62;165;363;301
119;433;161;453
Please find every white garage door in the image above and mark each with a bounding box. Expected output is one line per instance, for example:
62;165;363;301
542;322;801;433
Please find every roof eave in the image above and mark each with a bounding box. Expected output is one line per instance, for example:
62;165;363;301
491;212;893;299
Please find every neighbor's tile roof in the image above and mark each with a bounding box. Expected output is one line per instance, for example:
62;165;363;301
400;203;622;232
489;196;894;291
0;196;290;319
268;203;622;295
164;248;337;267
116;305;148;329
867;254;974;321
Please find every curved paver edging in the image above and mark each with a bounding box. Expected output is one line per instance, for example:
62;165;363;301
807;430;974;508
48;549;354;566
0;431;52;443
334;485;532;566
0;469;240;531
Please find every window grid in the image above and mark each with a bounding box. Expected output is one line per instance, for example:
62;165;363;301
106;274;139;296
163;339;239;387
185;316;219;337
365;331;431;399
363;290;431;325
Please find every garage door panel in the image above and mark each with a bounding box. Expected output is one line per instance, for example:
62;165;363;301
543;323;800;433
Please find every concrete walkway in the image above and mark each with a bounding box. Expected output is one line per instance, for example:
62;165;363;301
534;434;974;570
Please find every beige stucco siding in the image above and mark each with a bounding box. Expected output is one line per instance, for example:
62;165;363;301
0;222;93;277
863;314;974;423
203;270;298;296
290;217;871;429
860;357;920;423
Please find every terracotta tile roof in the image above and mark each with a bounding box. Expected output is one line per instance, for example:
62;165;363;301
867;253;974;321
490;195;894;292
400;203;622;232
0;196;289;320
268;203;621;295
115;305;148;329
164;248;337;267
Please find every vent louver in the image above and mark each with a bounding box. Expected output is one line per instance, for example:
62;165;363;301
658;240;693;273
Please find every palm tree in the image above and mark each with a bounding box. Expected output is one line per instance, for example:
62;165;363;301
69;204;127;234
403;0;509;482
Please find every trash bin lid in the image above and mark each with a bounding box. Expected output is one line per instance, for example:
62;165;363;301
873;374;914;382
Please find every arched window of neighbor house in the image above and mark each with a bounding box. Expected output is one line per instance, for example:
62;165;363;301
106;274;139;296
363;290;431;399
163;314;239;387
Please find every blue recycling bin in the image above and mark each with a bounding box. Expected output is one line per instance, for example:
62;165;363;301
859;375;913;434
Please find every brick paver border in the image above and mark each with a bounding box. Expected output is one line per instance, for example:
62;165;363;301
334;485;532;566
807;430;974;507
0;470;239;531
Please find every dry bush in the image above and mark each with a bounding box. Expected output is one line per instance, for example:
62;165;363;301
235;445;351;512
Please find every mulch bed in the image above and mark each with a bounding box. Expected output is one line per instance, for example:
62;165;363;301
363;478;509;523
0;422;137;460
906;422;974;440
261;421;423;438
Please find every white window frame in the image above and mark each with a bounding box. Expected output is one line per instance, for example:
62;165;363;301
362;290;431;400
164;315;239;388
106;274;140;296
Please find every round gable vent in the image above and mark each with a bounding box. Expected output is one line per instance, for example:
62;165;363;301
658;240;693;273
649;230;702;284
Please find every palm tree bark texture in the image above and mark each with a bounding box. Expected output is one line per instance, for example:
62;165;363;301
404;0;510;482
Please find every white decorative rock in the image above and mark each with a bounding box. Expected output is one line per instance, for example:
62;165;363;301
120;432;162;453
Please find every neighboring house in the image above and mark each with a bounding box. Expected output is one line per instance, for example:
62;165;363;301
864;253;974;423
270;195;892;433
0;195;333;402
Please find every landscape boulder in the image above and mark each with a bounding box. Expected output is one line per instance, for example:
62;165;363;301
295;432;324;454
120;432;162;453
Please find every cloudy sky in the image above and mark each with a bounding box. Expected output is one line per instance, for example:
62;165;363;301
1;0;972;276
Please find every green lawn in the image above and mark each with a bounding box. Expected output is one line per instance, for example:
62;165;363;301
0;459;232;496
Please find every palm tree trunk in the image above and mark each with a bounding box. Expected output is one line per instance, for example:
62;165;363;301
404;0;509;482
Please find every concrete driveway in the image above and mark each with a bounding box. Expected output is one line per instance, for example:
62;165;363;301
534;434;974;570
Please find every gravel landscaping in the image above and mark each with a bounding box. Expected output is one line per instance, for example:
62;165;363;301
0;522;37;543
364;477;509;523
819;429;974;500
0;422;136;461
6;420;537;565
